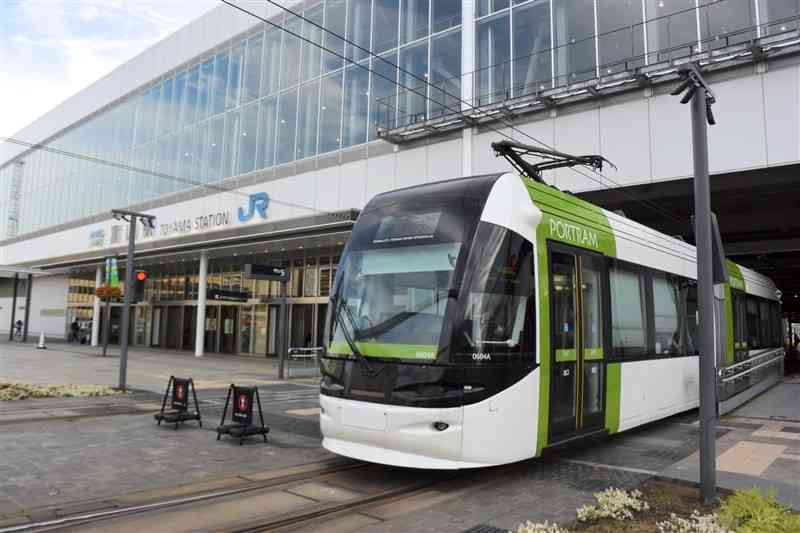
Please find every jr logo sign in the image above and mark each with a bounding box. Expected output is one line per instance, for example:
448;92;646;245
238;192;270;223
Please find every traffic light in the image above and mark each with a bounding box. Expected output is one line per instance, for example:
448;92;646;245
134;270;147;302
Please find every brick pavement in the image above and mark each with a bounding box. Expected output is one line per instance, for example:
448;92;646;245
3;342;799;531
661;379;800;511
0;339;288;393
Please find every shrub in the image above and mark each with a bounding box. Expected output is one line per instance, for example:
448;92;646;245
0;382;120;401
719;487;800;533
657;511;732;533
576;488;650;522
512;520;569;533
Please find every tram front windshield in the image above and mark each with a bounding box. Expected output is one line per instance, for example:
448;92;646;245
328;240;461;361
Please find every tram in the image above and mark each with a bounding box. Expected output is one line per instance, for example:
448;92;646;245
318;141;782;469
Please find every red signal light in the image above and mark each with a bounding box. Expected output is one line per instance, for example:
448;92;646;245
136;271;147;282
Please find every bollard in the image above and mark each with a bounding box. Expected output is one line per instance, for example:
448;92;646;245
37;331;47;349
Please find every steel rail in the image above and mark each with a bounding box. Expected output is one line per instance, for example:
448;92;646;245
231;474;459;533
0;459;367;533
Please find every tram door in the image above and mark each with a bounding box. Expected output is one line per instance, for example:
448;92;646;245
549;247;606;442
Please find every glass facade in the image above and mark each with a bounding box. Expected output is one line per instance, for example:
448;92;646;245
1;0;794;238
473;0;777;104
137;254;338;355
1;0;462;238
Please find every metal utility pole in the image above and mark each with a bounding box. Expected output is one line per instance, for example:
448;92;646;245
111;209;156;391
671;63;718;504
101;296;111;357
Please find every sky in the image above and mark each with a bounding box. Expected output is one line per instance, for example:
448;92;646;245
0;0;219;137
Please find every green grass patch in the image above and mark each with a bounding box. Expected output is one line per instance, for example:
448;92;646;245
719;487;800;533
0;381;121;401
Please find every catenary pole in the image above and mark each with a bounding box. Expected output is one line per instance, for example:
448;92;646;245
113;209;155;392
118;216;137;392
692;86;717;504
670;64;719;504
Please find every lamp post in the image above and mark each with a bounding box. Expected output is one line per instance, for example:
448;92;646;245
671;63;719;504
111;209;156;392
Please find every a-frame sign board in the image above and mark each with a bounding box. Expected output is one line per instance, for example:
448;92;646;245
154;376;202;429
216;384;269;445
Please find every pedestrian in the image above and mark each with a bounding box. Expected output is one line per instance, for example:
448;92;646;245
69;319;80;343
14;319;23;339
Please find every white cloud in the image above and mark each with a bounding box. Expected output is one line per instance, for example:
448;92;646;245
0;0;218;138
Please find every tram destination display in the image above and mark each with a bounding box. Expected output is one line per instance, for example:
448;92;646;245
244;264;290;282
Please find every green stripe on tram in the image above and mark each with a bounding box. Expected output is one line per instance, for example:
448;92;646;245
725;261;745;366
523;177;619;453
328;341;437;360
555;347;603;362
605;362;622;434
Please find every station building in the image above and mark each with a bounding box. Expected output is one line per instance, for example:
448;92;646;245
2;0;800;357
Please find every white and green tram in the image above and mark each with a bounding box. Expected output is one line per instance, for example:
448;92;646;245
319;151;782;469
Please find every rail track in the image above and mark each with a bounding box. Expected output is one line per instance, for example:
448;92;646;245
2;458;460;533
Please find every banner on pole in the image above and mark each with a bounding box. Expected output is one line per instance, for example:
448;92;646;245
110;258;120;288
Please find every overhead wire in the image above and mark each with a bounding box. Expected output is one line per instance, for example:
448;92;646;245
228;0;684;224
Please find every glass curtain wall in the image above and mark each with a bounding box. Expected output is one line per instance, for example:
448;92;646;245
4;0;791;237
4;0;462;237
473;0;770;103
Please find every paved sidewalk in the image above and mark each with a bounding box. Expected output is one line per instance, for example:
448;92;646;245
3;342;799;530
660;378;800;510
0;382;327;526
0;340;292;394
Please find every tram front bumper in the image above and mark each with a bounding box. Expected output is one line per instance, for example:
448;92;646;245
319;394;478;469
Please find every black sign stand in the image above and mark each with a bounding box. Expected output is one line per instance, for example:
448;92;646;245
154;376;202;429
216;384;269;445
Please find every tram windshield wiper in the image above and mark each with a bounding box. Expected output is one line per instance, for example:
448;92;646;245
331;296;378;377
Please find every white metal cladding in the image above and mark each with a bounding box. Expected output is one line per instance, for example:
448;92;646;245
740;264;780;300
479;173;542;241
618;357;699;432
470;63;800;190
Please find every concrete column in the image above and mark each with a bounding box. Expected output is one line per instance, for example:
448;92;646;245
194;252;208;357
8;273;18;341
91;265;102;346
22;274;32;342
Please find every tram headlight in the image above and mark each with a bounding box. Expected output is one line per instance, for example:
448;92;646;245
433;422;449;432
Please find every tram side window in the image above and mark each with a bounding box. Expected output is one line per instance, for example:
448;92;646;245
652;273;683;355
455;223;534;359
685;284;699;355
731;290;747;353
746;296;761;349
609;263;648;358
759;300;772;349
772;302;783;347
